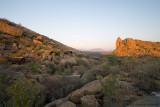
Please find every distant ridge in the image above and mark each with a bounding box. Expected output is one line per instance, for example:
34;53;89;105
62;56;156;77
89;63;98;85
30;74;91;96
113;37;160;57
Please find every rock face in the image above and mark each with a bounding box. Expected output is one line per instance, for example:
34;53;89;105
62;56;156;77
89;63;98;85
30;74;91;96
113;37;160;57
116;37;122;48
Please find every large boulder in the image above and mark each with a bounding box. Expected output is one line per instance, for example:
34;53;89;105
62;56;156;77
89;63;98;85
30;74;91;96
44;99;76;107
81;95;99;107
57;101;76;107
44;98;66;107
67;80;102;103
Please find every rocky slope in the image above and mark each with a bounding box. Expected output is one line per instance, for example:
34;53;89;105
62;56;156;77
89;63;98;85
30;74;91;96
113;37;160;57
0;18;84;63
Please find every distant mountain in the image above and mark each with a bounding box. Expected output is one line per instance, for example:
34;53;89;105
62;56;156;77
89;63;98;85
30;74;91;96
113;37;160;57
89;48;106;52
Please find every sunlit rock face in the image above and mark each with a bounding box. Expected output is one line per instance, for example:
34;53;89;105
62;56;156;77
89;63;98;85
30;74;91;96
113;37;160;57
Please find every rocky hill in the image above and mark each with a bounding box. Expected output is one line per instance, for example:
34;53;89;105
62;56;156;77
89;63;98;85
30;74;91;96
113;37;160;57
0;18;84;63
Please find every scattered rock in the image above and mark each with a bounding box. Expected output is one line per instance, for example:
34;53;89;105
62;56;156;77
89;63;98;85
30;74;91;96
33;39;42;44
37;35;42;40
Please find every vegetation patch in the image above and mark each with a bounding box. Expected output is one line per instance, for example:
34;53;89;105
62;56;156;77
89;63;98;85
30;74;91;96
98;75;121;107
7;77;44;107
62;69;72;76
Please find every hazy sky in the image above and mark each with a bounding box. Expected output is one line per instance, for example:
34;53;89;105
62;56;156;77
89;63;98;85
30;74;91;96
0;0;160;51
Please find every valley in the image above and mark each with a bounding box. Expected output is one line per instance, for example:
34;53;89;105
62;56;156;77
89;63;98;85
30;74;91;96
0;19;160;107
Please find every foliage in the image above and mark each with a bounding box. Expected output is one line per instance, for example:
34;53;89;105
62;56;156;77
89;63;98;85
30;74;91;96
129;61;160;91
55;50;61;57
0;72;8;107
39;46;43;49
45;77;84;101
10;51;25;57
102;64;111;76
30;62;40;73
106;54;118;65
62;69;72;76
46;63;56;74
121;58;137;72
7;77;44;107
130;71;155;91
98;75;121;107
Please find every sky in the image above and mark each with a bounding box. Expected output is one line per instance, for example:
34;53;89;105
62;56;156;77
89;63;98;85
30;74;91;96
0;0;160;51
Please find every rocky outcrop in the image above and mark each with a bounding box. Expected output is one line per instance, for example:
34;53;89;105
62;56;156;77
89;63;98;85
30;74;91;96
116;37;122;48
113;37;160;57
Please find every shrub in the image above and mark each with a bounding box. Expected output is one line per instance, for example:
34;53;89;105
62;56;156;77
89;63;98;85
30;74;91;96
30;62;40;73
55;50;61;57
129;61;160;91
130;71;156;91
102;64;111;76
121;58;137;72
62;69;72;76
7;77;44;107
46;63;56;74
0;72;8;107
106;54;118;65
45;77;84;101
98;75;121;107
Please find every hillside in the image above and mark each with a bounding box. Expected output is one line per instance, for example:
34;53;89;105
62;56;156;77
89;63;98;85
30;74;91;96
0;18;84;63
113;37;160;57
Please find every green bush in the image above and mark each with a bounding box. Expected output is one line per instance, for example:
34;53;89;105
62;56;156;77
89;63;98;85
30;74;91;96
7;77;44;107
62;69;72;76
98;75;121;107
55;50;61;57
102;64;111;76
106;54;118;65
30;62;40;73
0;72;8;107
